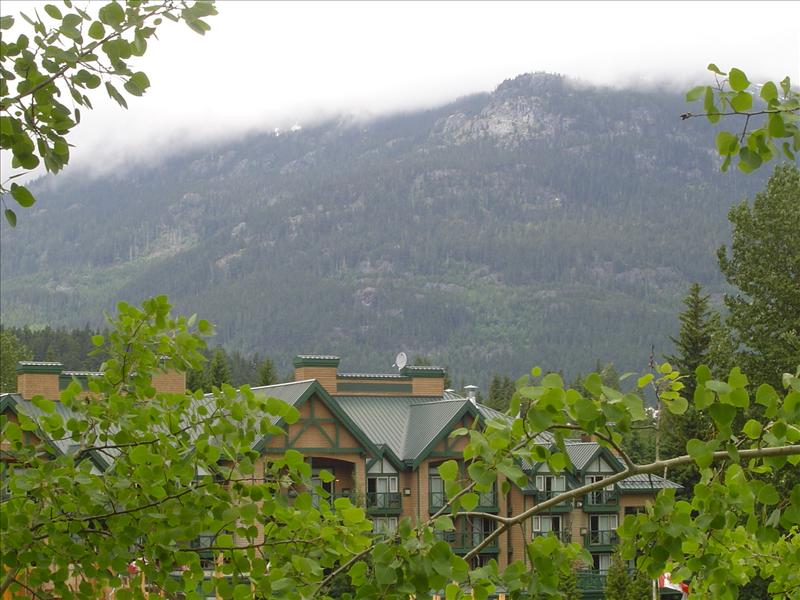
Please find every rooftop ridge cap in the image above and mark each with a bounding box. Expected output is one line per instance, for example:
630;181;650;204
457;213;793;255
19;360;63;365
409;398;465;406
249;379;316;391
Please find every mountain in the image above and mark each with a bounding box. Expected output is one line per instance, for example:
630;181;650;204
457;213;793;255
0;72;773;386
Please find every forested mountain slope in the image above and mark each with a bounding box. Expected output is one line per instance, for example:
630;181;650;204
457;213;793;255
0;73;773;385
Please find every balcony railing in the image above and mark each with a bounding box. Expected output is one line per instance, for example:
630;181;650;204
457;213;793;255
366;491;401;513
586;529;618;547
576;570;607;591
477;490;498;510
584;489;619;510
435;529;499;552
430;490;497;512
532;529;572;543
534;489;573;511
430;490;446;511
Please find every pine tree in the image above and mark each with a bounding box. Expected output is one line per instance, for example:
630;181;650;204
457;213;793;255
662;283;720;489
558;565;580;599
666;283;714;399
604;551;631;600
0;330;31;392
257;357;278;386
627;568;652;600
207;348;232;390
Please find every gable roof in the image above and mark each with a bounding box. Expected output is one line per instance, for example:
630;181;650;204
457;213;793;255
334;395;481;467
249;380;384;461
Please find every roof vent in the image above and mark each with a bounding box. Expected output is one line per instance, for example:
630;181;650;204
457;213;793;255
463;384;478;405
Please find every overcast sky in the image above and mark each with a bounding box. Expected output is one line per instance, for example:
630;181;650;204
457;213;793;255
2;1;799;178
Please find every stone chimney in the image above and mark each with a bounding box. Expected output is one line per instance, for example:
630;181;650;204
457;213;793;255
294;355;340;393
16;362;63;400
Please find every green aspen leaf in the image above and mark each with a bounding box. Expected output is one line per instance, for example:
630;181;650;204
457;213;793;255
687;439;713;469
4;421;22;442
434;515;455;531
729;91;752;112
348;561;367;585
637;373;653;389
44;4;62;19
728;68;750;92
530;366;542;377
460;492;479;511
715;131;739;155
4;209;17;227
32;396;56;413
706;380;732;394
105;81;128;109
756;384;778;407
438;459;458;482
665;396;688;415
780;76;792;97
707;63;727;76
708;403;736;427
738;147;762;172
88;20;105;40
98;1;125;28
91;335;104;346
549;452;568;472
541;372;563;388
768;113;787;137
685;86;706;102
0;15;14;29
758;484;780;506
10;183;36;207
446;582;460;600
216;533;233;547
760;81;778;102
318;469;334;483
695;364;712;385
742;419;762;439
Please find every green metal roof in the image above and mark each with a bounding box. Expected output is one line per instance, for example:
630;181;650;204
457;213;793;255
564;442;599;471
334;395;478;464
616;473;682;491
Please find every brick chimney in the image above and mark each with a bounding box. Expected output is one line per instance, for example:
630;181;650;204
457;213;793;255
401;365;446;397
293;355;340;393
16;362;63;400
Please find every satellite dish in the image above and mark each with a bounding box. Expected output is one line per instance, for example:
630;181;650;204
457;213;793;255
394;352;408;371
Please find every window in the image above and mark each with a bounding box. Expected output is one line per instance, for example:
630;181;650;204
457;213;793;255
469;516;495;546
535;475;566;494
624;505;646;516
430;469;445;509
311;468;334;508
532;515;562;533
372;517;398;535
586;475;616;505
367;475;399;509
592;553;612;573
589;514;618;545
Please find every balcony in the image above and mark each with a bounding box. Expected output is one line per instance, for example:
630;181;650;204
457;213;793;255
534;489;573;512
576;570;607;593
476;490;498;513
429;490;446;512
584;489;619;512
430;490;498;513
585;529;618;549
532;529;572;543
366;491;402;514
435;529;499;553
